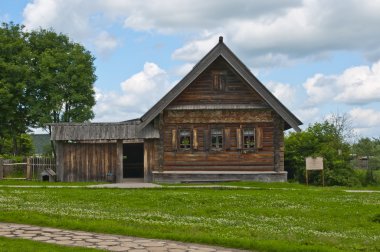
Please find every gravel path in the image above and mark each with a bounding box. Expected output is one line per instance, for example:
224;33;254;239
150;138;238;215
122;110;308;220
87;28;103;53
0;222;246;252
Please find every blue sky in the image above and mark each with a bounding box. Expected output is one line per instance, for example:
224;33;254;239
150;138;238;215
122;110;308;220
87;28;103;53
1;0;380;138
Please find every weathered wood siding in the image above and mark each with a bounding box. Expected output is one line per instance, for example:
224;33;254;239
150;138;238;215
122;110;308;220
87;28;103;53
57;142;117;182
158;57;285;173
170;57;267;107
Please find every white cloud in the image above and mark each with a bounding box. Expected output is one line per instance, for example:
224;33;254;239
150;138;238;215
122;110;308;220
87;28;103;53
172;32;220;62
294;107;320;125
94;62;174;121
348;108;380;137
22;0;116;55
23;0;95;39
23;0;58;29
22;0;380;66
93;31;119;57
303;60;380;106
121;62;169;94
303;73;336;106
335;62;380;104
168;0;380;66
173;63;195;77
266;81;296;108
349;108;380;128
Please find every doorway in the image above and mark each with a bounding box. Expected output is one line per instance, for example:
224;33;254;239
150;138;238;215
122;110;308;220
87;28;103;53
123;143;144;178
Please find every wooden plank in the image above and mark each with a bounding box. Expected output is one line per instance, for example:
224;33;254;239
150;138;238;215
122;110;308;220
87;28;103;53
193;128;198;150
256;127;264;149
224;128;230;150
172;129;177;151
236;128;242;150
204;129;209;151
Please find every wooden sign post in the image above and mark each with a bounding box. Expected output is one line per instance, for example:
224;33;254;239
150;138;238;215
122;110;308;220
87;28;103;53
305;157;324;186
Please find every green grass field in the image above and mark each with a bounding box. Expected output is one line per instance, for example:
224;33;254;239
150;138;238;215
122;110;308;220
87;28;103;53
0;182;379;252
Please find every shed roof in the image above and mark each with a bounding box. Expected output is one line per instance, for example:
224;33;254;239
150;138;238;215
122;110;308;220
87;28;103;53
140;36;302;131
50;120;158;141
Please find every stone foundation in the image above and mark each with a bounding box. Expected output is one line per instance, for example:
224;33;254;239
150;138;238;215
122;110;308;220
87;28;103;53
152;171;287;183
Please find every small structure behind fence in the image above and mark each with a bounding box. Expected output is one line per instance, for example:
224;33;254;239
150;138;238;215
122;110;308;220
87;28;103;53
0;157;56;181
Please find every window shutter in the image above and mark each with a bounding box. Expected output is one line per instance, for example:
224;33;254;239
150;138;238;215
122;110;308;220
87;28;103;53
224;128;230;150
204;129;209;151
172;129;177;151
236;128;242;150
193;128;198;150
256;127;264;149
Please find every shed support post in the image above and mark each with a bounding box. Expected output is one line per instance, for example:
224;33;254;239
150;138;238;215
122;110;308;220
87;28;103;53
116;140;123;183
0;158;3;180
55;141;64;182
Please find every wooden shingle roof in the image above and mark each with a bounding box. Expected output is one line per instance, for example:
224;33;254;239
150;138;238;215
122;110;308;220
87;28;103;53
140;36;302;131
50;120;159;141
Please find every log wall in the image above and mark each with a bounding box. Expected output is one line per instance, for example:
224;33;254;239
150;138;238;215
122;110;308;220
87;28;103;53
159;109;281;172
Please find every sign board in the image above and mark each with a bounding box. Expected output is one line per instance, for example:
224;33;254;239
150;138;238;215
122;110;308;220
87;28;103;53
305;157;323;170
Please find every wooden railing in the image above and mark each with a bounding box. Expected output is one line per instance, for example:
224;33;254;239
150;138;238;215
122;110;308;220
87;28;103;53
0;157;56;180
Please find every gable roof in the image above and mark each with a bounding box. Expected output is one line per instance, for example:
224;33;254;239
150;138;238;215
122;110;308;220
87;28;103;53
140;36;302;131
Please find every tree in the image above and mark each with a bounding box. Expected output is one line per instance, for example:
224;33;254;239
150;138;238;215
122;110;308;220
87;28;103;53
0;23;32;155
285;120;359;186
0;22;96;156
27;29;96;129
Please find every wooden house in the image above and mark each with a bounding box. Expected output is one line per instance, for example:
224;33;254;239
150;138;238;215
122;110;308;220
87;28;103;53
50;37;302;183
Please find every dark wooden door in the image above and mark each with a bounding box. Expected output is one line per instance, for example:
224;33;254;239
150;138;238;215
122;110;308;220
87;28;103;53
123;143;144;178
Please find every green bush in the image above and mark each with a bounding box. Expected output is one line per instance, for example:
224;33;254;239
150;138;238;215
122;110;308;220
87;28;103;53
324;168;361;187
353;169;380;186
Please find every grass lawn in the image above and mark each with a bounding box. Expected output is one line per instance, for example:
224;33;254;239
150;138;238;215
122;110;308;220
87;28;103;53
0;237;101;251
0;183;379;252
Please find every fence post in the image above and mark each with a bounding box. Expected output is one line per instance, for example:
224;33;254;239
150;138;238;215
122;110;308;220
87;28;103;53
0;158;3;180
26;157;31;180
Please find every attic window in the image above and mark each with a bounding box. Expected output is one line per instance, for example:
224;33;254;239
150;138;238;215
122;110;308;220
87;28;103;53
212;71;226;91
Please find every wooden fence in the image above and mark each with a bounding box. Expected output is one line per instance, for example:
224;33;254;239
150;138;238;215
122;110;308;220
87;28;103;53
0;157;56;180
